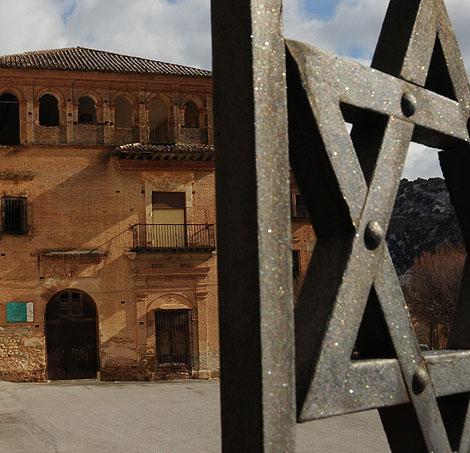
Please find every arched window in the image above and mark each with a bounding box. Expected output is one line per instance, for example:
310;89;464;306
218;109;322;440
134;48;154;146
149;98;169;143
39;94;59;126
115;96;133;128
78;96;96;124
184;101;199;128
0;93;20;145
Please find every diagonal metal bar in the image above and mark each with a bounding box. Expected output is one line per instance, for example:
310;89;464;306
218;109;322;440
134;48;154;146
372;0;437;84
288;1;470;451
288;40;469;147
211;1;295;451
375;253;452;452
212;0;470;451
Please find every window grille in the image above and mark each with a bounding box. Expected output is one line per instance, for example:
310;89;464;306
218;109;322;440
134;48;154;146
2;196;27;234
59;292;84;318
292;194;308;218
292;250;300;279
155;310;191;367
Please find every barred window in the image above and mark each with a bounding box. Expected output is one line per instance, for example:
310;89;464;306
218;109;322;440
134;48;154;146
2;196;27;234
293;194;308;218
292;250;300;279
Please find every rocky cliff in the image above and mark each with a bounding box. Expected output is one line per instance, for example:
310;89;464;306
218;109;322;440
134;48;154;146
387;178;463;275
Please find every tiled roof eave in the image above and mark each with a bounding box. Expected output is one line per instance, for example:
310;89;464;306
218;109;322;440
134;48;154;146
117;152;214;161
0;47;212;79
114;143;215;161
0;65;211;79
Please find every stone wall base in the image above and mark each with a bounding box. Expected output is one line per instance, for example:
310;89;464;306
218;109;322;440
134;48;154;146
0;369;46;382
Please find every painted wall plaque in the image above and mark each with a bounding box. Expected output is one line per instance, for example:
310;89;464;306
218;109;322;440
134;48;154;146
6;302;34;323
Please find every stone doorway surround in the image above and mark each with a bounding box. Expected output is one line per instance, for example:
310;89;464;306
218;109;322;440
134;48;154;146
133;258;213;380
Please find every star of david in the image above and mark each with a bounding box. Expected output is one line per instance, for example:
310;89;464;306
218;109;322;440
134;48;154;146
288;0;470;451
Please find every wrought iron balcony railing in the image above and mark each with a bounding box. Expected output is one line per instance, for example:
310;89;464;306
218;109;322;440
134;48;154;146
131;224;215;252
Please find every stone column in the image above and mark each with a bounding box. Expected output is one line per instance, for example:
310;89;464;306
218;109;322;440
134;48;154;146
138;88;147;143
172;93;181;143
135;292;151;379
206;94;214;145
102;88;113;144
24;85;34;144
65;88;74;144
195;287;210;378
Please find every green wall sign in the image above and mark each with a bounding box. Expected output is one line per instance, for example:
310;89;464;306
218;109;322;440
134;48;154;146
6;302;34;323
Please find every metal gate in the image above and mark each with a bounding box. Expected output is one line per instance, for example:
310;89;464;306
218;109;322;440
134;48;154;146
45;290;98;380
212;0;470;451
155;310;191;368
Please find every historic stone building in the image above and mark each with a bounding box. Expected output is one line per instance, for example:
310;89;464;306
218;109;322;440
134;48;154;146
0;47;218;381
0;47;313;382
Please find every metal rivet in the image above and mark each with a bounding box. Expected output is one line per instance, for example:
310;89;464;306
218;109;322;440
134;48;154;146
364;221;384;250
401;93;417;117
412;365;429;395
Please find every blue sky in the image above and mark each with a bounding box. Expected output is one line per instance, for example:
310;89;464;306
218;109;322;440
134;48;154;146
304;0;341;19
0;0;469;179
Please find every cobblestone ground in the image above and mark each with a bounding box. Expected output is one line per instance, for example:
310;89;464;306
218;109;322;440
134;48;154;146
0;380;390;453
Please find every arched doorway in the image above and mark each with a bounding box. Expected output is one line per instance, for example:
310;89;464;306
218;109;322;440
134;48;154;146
45;290;98;380
0;93;20;145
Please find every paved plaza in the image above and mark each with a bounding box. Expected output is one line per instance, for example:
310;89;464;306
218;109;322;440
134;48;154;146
0;380;390;452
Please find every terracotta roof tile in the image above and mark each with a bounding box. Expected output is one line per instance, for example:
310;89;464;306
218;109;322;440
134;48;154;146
0;47;211;78
115;143;214;161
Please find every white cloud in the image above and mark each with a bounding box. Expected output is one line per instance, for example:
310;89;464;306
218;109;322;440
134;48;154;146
402;144;443;180
283;0;388;59
0;0;68;54
283;0;470;67
0;0;211;69
63;0;211;68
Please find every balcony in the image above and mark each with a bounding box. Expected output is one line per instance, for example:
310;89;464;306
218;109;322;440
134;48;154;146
131;224;216;252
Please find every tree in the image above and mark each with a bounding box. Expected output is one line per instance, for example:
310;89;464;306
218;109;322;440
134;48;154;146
403;243;465;349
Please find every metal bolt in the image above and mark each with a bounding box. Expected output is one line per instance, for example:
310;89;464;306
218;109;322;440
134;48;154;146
412;365;430;395
401;93;417;117
364;221;384;250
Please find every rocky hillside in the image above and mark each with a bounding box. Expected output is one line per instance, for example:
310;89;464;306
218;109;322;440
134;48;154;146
387;178;463;275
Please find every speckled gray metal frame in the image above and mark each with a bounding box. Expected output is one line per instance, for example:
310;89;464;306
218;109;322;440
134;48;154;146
212;0;470;451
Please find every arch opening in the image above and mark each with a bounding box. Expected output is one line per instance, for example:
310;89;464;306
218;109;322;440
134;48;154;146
115;96;133;128
78;96;97;124
184;101;200;128
0;93;19;145
45;289;99;380
148;98;170;143
39;94;59;126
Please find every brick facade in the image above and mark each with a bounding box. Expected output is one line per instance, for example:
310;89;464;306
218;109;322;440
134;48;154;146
0;48;314;382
